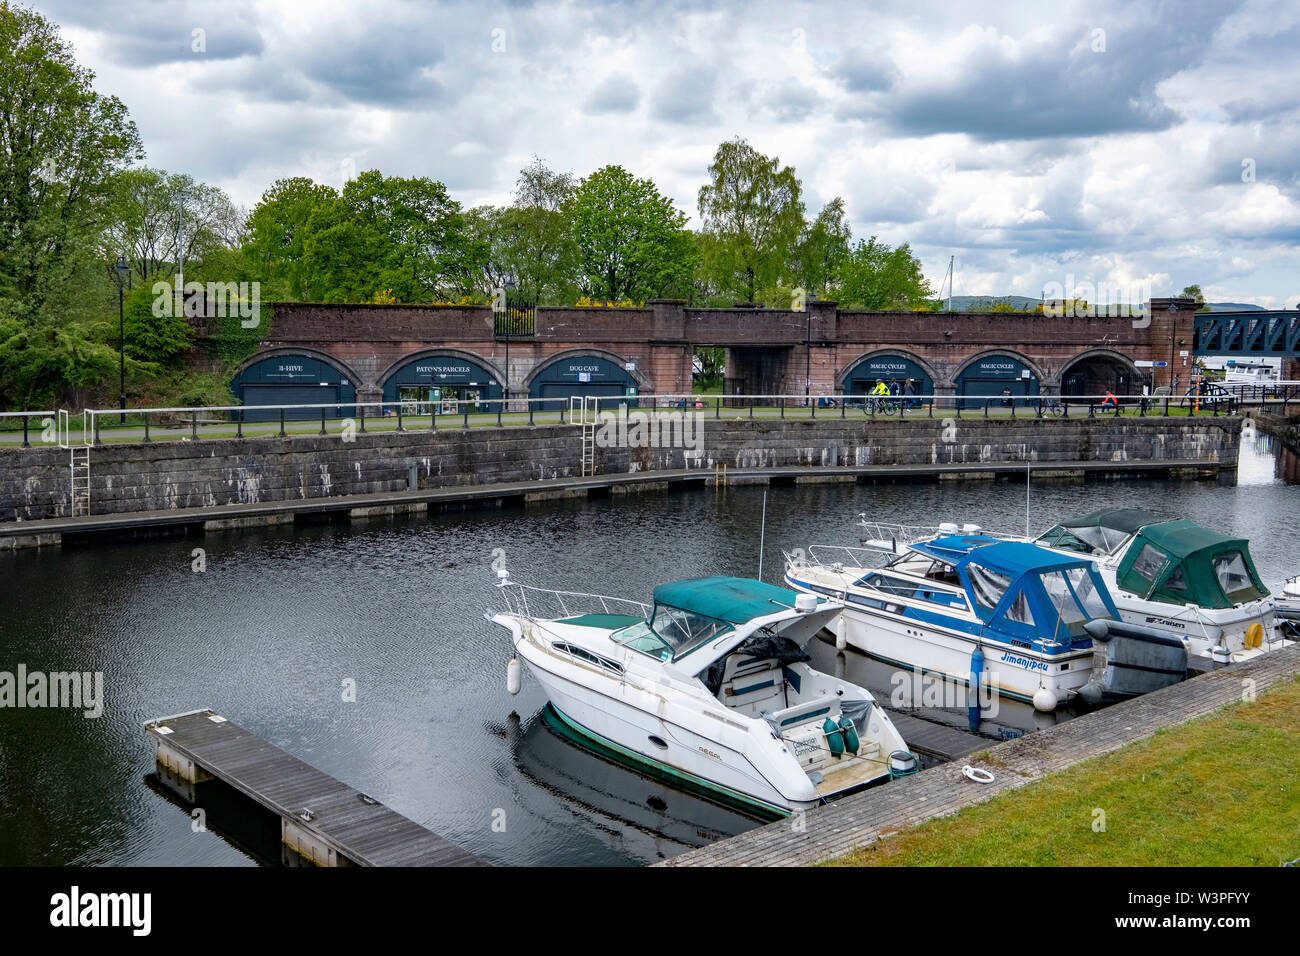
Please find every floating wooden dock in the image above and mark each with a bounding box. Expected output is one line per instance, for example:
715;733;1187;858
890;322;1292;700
885;710;986;761
144;708;483;867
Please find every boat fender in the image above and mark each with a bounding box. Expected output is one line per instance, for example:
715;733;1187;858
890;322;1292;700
1246;622;1263;650
1032;687;1058;713
962;765;995;784
507;656;521;696
822;718;845;759
837;717;860;755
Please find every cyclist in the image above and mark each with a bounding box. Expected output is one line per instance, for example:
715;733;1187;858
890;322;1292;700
869;379;890;412
1101;391;1118;411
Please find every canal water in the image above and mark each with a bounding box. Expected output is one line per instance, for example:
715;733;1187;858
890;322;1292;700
0;434;1295;867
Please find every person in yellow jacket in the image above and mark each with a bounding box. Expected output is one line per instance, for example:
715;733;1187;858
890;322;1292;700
870;380;890;396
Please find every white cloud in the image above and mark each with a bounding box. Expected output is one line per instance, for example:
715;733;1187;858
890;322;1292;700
30;0;1300;305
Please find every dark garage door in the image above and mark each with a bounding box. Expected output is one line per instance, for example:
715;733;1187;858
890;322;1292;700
241;385;340;421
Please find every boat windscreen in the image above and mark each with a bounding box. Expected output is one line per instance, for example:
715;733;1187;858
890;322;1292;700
1214;551;1264;603
612;604;733;660
967;564;1011;612
1037;568;1106;641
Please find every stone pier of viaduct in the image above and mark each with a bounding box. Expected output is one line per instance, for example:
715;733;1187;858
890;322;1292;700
190;296;1288;412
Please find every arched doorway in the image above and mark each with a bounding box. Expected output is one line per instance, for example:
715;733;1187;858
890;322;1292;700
954;354;1041;409
841;353;935;404
230;352;358;421
380;352;503;412
527;352;640;411
1060;352;1142;397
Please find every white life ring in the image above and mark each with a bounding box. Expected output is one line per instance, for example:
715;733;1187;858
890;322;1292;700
962;765;995;784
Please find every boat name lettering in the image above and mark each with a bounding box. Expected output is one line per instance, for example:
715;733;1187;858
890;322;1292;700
1144;615;1186;630
999;651;1047;672
697;745;722;761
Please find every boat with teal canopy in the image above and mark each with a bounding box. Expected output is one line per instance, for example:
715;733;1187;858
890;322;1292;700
489;572;912;818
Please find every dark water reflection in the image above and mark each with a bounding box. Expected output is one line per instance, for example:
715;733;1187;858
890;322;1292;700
0;435;1294;866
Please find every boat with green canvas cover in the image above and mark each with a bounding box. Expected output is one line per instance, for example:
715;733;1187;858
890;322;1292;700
1034;508;1289;662
490;573;911;817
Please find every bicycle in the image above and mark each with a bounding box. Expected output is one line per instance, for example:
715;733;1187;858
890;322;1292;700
866;396;901;416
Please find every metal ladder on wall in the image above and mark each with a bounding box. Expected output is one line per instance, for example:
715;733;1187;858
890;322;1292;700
59;410;91;517
574;396;597;476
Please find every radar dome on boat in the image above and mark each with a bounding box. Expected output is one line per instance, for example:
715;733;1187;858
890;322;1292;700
961;524;982;534
795;593;819;613
939;522;959;534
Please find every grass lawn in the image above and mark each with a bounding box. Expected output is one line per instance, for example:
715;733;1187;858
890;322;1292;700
828;676;1300;867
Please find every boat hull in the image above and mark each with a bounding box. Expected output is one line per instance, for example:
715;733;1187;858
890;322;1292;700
833;605;1091;705
518;650;804;817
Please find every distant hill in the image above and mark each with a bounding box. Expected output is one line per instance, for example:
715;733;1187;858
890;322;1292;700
941;296;1270;313
942;295;1042;311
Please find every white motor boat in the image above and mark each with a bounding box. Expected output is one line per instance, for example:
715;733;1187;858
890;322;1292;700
490;574;911;819
1033;509;1289;662
1276;576;1300;622
786;531;1188;711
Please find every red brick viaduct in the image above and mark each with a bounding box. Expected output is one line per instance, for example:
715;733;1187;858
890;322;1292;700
199;296;1257;406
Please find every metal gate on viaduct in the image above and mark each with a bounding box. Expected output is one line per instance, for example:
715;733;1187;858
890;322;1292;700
191;297;1299;410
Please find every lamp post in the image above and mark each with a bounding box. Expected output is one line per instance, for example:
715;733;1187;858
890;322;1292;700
503;278;515;412
116;256;128;423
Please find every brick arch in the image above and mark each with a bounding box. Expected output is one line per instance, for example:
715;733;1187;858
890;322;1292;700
836;349;943;390
522;347;652;391
376;347;504;390
1054;348;1142;388
231;347;363;387
952;348;1048;384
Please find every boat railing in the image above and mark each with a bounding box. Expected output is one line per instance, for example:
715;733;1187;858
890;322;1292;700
855;515;1022;550
494;579;650;622
788;545;887;570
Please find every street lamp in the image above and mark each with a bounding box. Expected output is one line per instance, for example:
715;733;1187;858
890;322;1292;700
503;278;515;411
116;255;128;423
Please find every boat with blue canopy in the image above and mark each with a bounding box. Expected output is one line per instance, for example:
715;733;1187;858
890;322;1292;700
786;532;1187;711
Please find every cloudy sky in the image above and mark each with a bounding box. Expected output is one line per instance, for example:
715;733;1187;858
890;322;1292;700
35;0;1300;306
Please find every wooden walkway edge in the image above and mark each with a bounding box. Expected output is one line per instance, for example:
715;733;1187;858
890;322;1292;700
660;645;1300;866
3;457;1227;547
145;708;484;867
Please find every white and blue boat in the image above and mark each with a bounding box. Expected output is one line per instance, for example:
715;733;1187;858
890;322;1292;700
490;574;911;819
785;532;1186;712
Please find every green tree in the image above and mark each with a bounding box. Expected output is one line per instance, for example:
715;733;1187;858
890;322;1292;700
508;157;579;301
567;165;695;301
300;170;479;302
105;168;242;286
794;198;851;299
245;176;339;299
838;236;933;310
697;137;805;303
121;281;190;363
1181;284;1210;311
0;2;142;406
